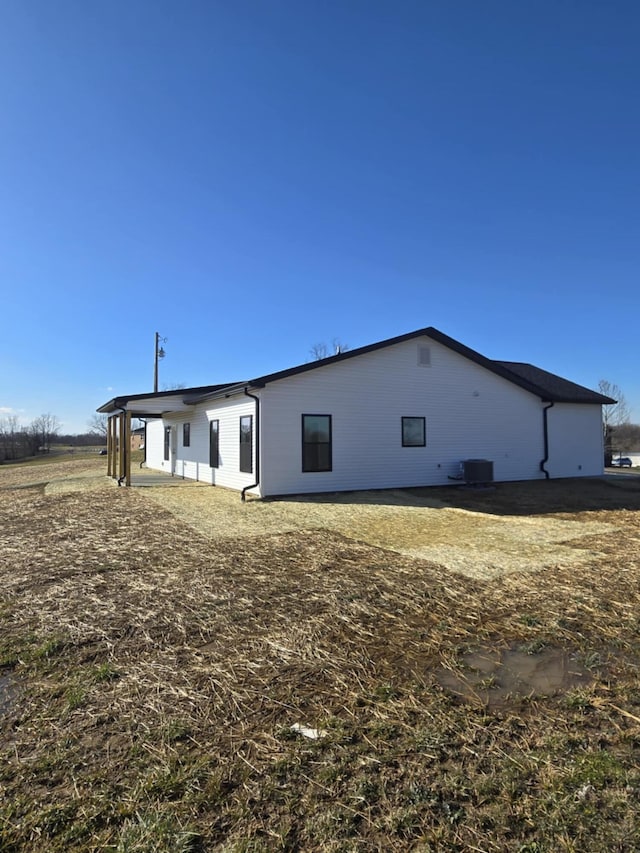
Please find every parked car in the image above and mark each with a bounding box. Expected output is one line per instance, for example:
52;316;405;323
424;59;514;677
611;457;633;468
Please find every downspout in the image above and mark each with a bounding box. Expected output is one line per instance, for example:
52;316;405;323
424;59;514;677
115;406;128;486
241;387;260;502
540;401;554;480
140;418;147;468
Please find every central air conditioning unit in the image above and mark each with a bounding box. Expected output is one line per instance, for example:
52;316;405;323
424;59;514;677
463;459;494;485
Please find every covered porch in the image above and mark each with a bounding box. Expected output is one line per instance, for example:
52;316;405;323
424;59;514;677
97;389;198;486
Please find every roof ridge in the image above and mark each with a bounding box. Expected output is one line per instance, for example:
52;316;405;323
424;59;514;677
98;328;615;412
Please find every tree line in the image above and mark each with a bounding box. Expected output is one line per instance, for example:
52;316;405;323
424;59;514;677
0;413;62;462
599;380;640;463
0;413;107;462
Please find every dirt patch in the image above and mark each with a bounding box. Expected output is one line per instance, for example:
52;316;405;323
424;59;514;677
0;673;17;718
436;645;595;707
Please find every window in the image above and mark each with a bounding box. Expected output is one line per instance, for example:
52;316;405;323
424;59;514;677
302;414;332;472
402;417;426;447
183;423;190;447
239;415;253;474
163;426;171;460
209;420;219;468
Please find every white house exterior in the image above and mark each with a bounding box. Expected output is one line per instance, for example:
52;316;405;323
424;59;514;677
98;327;613;498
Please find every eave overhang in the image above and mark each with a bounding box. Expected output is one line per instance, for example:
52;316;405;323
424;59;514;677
97;327;613;414
97;383;238;417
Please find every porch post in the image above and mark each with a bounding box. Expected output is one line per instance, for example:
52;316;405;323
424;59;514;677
125;411;132;486
118;412;126;482
107;416;115;479
111;415;118;480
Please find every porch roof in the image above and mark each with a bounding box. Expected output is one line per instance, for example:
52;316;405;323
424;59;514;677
97;384;237;417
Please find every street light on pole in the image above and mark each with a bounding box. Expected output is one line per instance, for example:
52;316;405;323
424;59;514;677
154;332;167;393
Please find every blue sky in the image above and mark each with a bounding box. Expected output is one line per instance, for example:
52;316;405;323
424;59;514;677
1;0;638;434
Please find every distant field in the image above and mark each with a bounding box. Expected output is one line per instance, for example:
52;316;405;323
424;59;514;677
2;460;640;851
0;446;106;468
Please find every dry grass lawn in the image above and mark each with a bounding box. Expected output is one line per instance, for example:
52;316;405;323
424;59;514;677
1;457;640;852
141;472;621;580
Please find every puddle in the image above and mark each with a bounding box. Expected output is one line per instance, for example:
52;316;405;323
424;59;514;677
0;673;17;718
436;646;593;707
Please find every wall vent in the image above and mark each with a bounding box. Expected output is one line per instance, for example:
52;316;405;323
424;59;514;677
417;345;431;367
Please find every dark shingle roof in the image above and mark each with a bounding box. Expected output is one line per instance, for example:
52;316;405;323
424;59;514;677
238;326;613;406
493;362;615;404
98;327;614;412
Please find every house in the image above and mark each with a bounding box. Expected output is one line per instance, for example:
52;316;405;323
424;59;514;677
97;326;614;496
131;426;145;451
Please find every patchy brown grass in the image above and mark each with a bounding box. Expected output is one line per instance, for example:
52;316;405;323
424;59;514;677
0;453;107;490
143;476;625;581
2;462;640;851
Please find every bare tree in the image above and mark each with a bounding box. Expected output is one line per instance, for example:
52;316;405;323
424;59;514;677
309;342;329;360
611;422;640;453
30;413;60;453
599;380;630;426
87;414;108;438
309;338;349;361
599;380;631;465
0;415;21;461
0;418;8;462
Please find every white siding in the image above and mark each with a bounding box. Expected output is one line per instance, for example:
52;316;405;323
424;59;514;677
204;396;258;493
145;398;259;494
143;337;606;497
260;337;547;496
546;404;604;478
159;408;210;482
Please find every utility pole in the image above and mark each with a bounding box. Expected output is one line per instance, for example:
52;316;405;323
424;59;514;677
154;332;166;393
